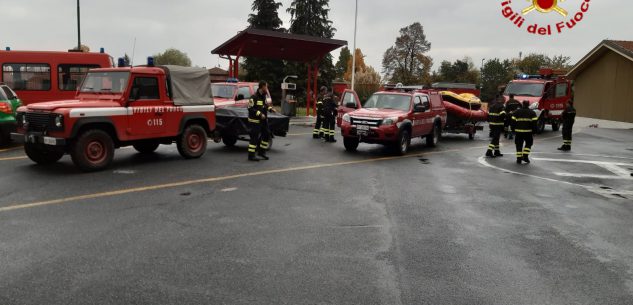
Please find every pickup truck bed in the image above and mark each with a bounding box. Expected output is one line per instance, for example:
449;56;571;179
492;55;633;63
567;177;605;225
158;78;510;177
215;106;289;147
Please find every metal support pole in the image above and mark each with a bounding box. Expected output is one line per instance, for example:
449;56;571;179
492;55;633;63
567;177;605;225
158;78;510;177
77;0;81;50
351;0;358;90
312;63;319;117
306;64;312;117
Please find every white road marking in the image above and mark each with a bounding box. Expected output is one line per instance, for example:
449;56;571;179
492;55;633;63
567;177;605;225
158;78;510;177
477;156;632;199
533;157;633;180
220;187;238;192
113;170;137;175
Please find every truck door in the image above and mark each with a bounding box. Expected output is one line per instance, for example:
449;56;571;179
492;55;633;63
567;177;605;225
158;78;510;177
550;81;570;117
127;76;165;137
412;95;433;136
337;89;361;126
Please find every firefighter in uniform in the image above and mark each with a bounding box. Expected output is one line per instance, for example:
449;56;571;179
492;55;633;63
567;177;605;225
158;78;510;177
322;89;338;142
313;86;327;139
512;100;538;164
558;99;576;151
486;98;506;157
247;81;269;161
504;94;521;139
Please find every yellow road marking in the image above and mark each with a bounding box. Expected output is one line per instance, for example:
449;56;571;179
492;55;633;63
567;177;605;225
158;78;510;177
0;146;22;153
0;147;478;213
0;127;576;212
0;156;27;161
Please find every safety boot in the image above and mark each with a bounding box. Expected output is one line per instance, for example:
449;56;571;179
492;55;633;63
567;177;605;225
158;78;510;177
248;153;260;162
516;157;522;164
494;150;504;157
523;155;531;164
485;150;495;158
257;150;269;160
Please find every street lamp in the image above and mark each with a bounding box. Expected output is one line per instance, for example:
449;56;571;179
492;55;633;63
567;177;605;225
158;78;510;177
351;0;358;91
77;0;81;50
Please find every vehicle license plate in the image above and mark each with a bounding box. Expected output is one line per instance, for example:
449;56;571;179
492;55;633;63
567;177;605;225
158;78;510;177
43;137;56;145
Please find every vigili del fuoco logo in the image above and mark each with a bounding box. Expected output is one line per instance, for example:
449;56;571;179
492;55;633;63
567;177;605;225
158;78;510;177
501;0;592;35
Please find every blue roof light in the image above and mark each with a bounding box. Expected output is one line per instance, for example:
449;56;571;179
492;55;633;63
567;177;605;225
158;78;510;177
147;56;155;67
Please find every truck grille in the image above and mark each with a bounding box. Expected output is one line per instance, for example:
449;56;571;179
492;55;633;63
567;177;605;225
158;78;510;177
350;117;382;127
26;112;54;132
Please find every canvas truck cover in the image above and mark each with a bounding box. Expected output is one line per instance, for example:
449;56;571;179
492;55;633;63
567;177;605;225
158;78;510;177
161;65;214;106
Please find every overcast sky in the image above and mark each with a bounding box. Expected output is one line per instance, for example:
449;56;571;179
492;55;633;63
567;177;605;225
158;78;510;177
1;0;630;76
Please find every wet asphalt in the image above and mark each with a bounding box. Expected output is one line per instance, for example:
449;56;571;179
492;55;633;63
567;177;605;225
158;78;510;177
1;124;632;304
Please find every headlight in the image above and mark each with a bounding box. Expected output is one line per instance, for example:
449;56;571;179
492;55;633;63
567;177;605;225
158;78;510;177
382;117;399;125
342;113;351;123
54;115;63;128
529;102;539;110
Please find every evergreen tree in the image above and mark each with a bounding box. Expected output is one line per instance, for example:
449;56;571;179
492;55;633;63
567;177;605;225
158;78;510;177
243;0;286;104
286;0;337;104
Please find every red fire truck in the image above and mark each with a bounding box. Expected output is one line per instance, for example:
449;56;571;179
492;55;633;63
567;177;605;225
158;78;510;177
503;68;572;133
12;63;216;171
0;49;114;105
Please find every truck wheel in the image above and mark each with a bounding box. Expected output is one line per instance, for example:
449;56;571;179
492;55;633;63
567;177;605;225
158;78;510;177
426;124;440;147
24;143;64;165
536;115;546;134
343;137;359;152
395;129;411;155
133;141;160;154
70;129;114;172
222;134;238;147
551;121;560;132
177;124;207;159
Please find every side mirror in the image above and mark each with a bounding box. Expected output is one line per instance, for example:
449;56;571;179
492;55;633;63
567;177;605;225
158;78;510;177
345;101;357;109
236;94;245;101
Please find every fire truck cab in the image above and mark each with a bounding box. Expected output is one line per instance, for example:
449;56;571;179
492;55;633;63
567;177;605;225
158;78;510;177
503;68;572;133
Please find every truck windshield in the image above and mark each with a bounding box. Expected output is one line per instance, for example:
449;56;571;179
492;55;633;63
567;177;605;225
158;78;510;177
212;84;236;99
504;82;544;97
80;72;130;93
363;94;411;111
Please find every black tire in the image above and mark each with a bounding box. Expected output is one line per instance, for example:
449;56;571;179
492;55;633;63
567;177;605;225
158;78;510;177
395;129;411;155
426;124;440;147
343;137;359;152
24;143;64;165
222;134;238;147
551;121;560;132
536;115;546;134
133;141;160;154
70;129;114;172
0;130;9;147
177;124;207;159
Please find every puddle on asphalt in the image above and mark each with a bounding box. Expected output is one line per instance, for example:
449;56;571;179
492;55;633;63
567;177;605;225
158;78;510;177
180;192;191;196
418;158;430;164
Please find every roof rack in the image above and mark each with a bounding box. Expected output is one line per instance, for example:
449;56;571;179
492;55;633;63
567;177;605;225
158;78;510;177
383;83;425;92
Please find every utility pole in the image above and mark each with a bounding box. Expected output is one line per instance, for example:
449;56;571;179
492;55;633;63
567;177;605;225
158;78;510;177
77;0;81;50
351;0;358;91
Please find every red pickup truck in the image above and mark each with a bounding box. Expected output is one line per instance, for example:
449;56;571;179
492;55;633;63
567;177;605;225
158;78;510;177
12;64;216;171
339;88;447;155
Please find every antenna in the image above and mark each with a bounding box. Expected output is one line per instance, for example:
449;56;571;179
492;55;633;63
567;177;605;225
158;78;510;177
131;37;137;66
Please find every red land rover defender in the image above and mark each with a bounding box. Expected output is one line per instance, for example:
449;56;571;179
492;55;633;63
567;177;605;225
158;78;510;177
12;64;216;171
340;89;447;155
503;68;572;133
